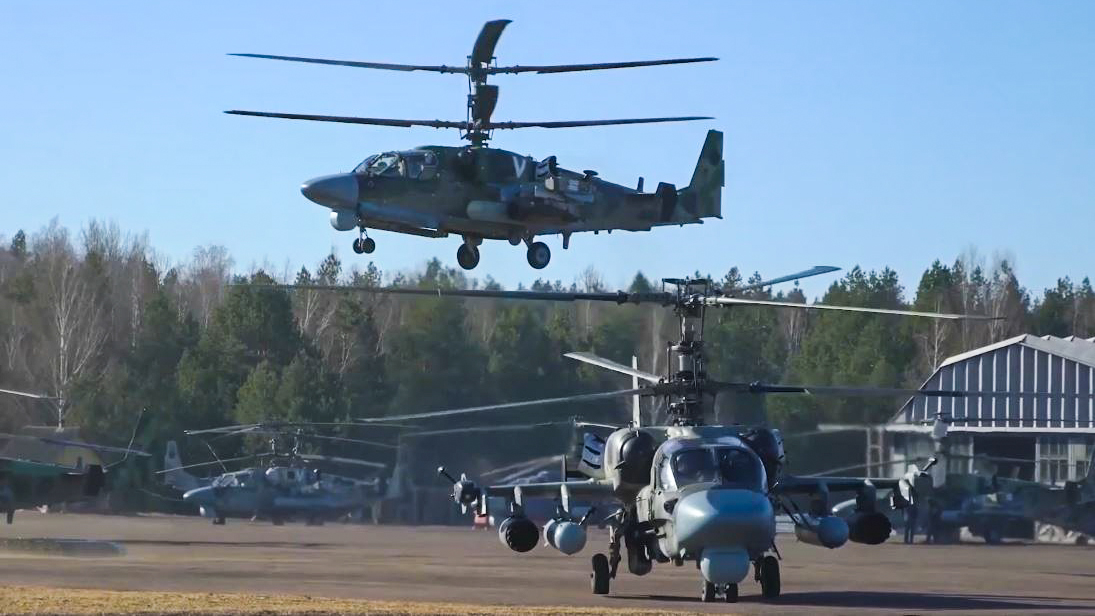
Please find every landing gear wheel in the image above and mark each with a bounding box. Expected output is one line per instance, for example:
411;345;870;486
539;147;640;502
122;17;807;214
456;244;480;270
526;241;550;269
983;527;1002;544
271;517;285;526
591;553;610;595
1077;535;1090;546
724;583;739;603
701;581;717;603
759;555;781;599
361;237;375;254
5;510;12;524
213;516;226;526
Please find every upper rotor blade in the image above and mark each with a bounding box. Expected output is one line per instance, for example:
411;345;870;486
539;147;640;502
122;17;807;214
0;387;59;400
261;283;671;305
225;111;467;129
491;57;718;75
401;420;571;439
708;296;998;320
229;53;466;74
709;381;963;398
357;387;650;423
155;454;259;474
488;116;712;130
564;352;662;384
731;266;841;293
471;19;511;66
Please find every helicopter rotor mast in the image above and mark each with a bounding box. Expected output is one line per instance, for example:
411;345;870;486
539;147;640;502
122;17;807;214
226;19;717;148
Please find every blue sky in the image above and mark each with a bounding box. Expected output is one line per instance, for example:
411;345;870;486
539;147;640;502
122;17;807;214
1;1;1092;299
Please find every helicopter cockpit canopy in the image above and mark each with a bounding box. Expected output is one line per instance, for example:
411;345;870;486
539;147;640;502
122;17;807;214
353;150;438;180
657;441;766;493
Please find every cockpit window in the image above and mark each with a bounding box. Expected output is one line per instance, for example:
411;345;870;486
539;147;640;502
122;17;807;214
670;447;765;491
403;152;438;180
354;153;402;177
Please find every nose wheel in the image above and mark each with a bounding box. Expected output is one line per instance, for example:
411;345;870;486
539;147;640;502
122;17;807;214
590;553;610;595
456;244;480;270
701;581;738;603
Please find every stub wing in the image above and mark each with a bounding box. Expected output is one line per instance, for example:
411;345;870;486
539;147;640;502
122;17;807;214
482;479;615;516
773;475;900;496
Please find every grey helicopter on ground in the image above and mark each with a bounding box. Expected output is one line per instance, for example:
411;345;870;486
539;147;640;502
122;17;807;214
277;265;1047;602
159;422;398;525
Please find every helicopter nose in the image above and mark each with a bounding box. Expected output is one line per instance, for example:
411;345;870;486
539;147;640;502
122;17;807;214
301;174;359;209
673;488;775;554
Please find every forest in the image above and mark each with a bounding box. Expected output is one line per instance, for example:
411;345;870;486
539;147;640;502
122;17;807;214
1;220;1093;487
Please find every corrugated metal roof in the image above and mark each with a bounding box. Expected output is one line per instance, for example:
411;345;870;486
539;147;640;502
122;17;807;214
889;333;1095;431
942;334;1095;369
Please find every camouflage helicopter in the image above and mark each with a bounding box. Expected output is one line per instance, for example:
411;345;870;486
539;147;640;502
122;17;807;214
159;422;396;525
0;389;149;524
282;265;1023;602
227;19;721;271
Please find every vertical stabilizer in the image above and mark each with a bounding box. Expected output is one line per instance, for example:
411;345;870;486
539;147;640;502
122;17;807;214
677;129;723;219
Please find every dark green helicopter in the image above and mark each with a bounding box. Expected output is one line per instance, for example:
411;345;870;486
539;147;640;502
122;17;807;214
227;19;722;270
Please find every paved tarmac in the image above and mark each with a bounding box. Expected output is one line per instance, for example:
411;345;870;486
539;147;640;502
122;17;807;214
1;512;1093;614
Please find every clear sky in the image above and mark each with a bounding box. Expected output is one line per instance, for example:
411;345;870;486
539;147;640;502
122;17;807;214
1;1;1092;299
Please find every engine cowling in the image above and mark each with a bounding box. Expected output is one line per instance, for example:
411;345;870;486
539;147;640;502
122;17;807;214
498;516;539;553
794;515;849;549
847;511;893;545
330;209;358;231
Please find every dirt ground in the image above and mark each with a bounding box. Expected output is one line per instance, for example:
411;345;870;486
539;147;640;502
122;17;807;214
0;512;1093;615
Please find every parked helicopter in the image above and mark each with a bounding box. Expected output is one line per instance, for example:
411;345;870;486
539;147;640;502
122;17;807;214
159;422;396;525
227;19;721;270
0;389;149;524
280;265;1033;602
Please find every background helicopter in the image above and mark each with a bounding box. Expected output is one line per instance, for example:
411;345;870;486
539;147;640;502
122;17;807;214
0;388;149;524
159;422;396;525
227;19;721;271
282;265;1039;603
830;413;1095;544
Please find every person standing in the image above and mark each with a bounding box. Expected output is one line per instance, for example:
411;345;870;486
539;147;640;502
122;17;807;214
899;464;920;544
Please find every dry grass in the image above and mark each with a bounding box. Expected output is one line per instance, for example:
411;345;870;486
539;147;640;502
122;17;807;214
0;586;697;616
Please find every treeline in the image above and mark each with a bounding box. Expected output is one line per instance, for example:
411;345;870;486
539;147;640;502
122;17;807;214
1;221;1093;476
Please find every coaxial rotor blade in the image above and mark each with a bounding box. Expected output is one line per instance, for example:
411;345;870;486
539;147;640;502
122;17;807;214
238;430;398;449
0;388;60;400
402;420;571;439
564;352;662;383
487;116;712;129
471;19;511;66
708;381;964;397
296;454;386;470
491;57;718;75
155;454;260;474
357;387;651;423
230;53;466;74
708;296;998;320
730;266;841;293
225;111;468;129
38;438;151;457
261;283;668;305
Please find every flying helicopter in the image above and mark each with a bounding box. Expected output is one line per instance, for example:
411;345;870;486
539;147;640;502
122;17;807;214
227;19;721;271
273;265;1044;602
159;422;396;525
0;389;149;524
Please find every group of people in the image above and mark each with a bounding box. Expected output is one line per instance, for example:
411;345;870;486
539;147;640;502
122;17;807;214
898;463;943;544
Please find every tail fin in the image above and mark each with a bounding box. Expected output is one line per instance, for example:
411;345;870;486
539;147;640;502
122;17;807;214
163;440;201;492
678;130;723;219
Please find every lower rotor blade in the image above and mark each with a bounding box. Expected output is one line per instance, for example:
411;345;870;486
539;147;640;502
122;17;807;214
155;454;259;474
225;111;467;130
0;387;59;400
357;388;651;423
709;296;998;320
709;381;962;397
564;352;662;384
488;117;712;130
297;454;385;469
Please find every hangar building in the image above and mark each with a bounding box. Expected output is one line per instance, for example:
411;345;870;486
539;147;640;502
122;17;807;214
885;334;1095;485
